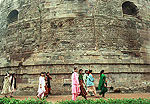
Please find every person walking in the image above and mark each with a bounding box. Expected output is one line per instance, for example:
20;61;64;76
86;70;96;96
72;67;80;101
78;69;87;100
83;70;88;90
10;73;16;98
98;70;107;97
44;72;49;98
37;72;46;99
46;72;52;95
1;72;11;98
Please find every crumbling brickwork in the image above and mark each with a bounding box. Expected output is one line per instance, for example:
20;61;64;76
0;0;150;95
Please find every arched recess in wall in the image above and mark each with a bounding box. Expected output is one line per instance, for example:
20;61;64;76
7;10;19;24
122;1;139;16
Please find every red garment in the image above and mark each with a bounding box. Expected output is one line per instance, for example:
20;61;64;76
48;88;51;93
44;76;49;96
79;80;87;99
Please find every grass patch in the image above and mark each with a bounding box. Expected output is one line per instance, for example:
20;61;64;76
0;97;150;104
56;98;150;104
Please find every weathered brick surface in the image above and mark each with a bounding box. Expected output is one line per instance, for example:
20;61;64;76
0;0;150;95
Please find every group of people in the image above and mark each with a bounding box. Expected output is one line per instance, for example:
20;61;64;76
72;67;107;101
37;72;52;99
1;71;52;99
1;72;16;98
1;69;107;101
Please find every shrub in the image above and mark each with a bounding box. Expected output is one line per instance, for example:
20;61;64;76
0;97;150;104
56;98;150;104
0;97;52;104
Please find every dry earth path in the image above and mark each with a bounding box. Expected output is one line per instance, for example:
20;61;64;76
1;93;150;103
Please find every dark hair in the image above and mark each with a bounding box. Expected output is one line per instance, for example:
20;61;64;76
74;67;77;70
100;70;104;77
89;70;92;73
47;72;49;74
79;69;83;73
11;73;16;89
40;72;44;76
12;73;15;77
5;72;9;76
85;70;88;73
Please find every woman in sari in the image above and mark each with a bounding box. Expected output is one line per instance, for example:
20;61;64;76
79;69;87;100
44;72;49;98
46;72;52;95
98;70;107;97
1;72;11;98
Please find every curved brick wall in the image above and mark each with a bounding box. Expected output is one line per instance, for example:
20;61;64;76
0;0;150;95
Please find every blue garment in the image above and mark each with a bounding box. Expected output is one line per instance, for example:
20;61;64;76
87;74;94;87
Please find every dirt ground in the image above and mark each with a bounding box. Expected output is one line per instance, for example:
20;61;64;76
0;93;150;103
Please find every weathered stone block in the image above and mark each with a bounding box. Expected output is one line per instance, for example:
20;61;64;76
0;0;150;95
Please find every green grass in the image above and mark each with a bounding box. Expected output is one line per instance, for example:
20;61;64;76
0;97;150;104
0;97;51;104
56;98;150;104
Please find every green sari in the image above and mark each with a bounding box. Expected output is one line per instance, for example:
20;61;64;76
98;74;107;97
